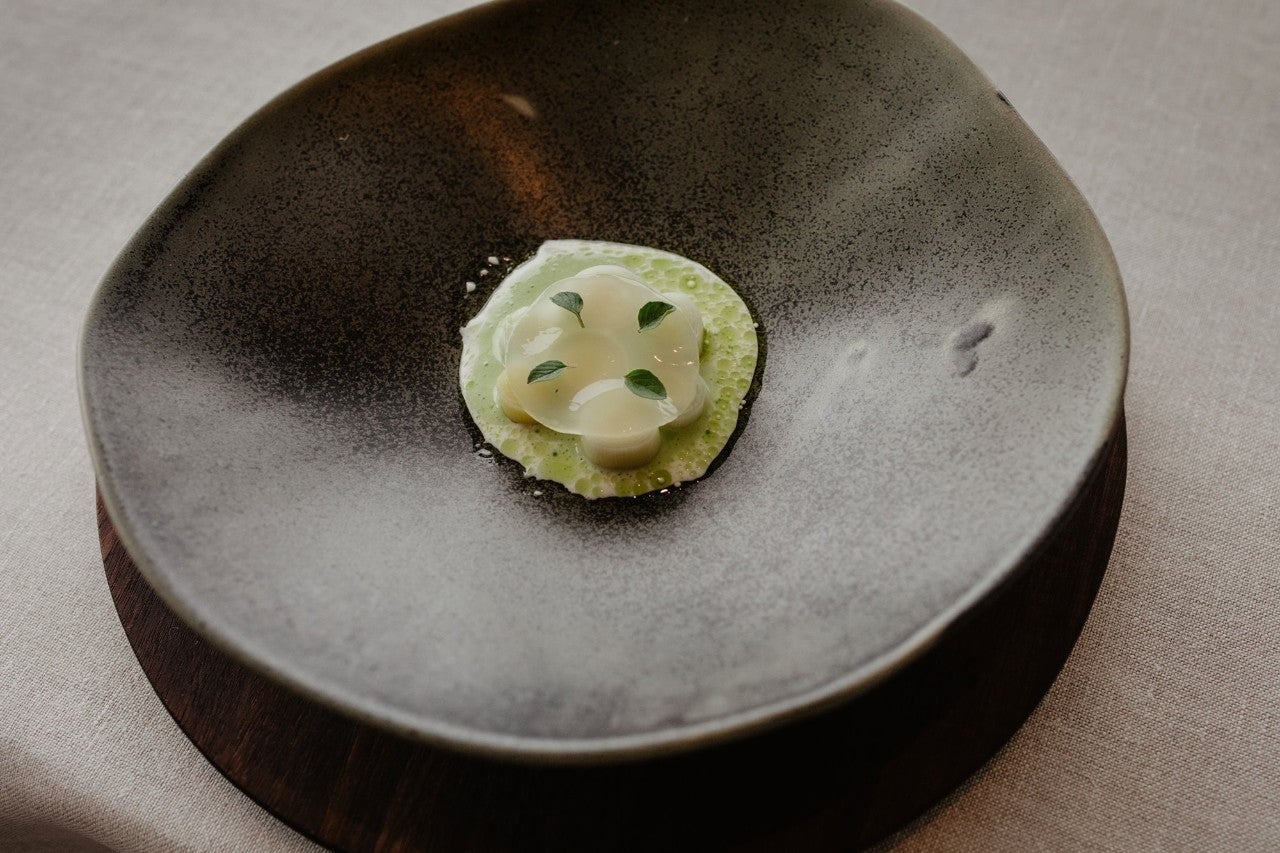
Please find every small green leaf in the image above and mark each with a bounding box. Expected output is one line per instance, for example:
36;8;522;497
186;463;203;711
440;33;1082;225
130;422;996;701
624;369;667;400
551;291;584;327
637;300;676;332
527;360;569;383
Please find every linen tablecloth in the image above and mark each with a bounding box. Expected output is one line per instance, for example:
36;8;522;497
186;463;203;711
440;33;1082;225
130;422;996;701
2;0;1277;849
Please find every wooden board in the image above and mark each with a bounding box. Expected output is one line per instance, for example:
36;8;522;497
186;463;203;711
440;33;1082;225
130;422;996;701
98;417;1125;851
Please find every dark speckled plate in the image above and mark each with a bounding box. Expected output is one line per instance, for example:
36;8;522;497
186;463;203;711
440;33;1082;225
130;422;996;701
79;0;1127;761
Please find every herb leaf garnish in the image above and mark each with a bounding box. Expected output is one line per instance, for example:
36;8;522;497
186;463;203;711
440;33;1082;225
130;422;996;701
637;300;676;332
527;360;569;384
624;369;667;400
551;291;584;327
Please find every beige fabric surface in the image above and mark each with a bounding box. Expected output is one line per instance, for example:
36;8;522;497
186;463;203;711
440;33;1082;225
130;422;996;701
1;0;1276;850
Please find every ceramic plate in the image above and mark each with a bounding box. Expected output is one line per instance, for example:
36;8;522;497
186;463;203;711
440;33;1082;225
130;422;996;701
80;0;1127;761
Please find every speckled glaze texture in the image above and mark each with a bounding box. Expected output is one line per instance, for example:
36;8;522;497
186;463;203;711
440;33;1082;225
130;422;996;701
80;0;1127;761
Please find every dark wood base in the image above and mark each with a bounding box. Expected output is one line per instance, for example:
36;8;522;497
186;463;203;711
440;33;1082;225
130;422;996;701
99;416;1125;851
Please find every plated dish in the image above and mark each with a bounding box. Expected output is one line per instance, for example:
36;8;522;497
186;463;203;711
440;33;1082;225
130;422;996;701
79;0;1126;761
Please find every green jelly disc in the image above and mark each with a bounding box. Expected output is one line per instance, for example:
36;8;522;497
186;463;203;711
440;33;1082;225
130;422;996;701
460;240;758;498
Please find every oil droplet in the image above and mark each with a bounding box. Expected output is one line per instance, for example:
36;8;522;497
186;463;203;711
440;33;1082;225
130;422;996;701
476;447;493;458
465;281;477;292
